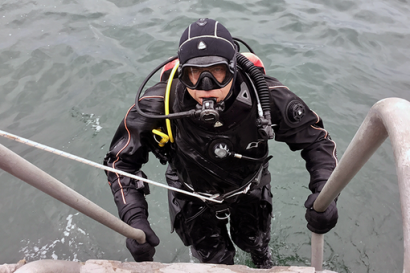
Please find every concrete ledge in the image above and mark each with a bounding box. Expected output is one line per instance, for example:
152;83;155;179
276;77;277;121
2;259;337;273
81;260;315;272
0;259;26;273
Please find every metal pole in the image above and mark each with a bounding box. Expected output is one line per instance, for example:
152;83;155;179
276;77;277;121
313;97;410;273
311;233;324;271
0;143;146;244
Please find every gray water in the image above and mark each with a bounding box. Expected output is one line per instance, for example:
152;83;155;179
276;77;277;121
0;0;409;272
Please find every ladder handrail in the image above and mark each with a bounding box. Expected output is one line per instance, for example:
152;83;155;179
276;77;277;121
311;97;410;272
2;97;408;272
0;143;146;244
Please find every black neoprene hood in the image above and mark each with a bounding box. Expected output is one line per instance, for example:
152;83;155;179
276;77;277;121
178;18;236;65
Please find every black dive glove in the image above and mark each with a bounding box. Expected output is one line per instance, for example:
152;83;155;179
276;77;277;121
126;218;160;262
304;192;338;234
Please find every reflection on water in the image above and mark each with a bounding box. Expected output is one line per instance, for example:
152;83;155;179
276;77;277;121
0;0;409;272
70;107;103;136
20;213;90;261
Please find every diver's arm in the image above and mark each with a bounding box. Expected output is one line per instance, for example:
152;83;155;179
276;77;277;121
293;116;338;193
266;77;338;234
103;82;167;260
265;76;337;192
103;82;167;224
103;107;151;224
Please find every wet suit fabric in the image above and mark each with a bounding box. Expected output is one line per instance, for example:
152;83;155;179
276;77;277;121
103;69;337;264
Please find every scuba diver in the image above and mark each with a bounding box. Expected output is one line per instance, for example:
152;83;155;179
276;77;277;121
103;18;338;268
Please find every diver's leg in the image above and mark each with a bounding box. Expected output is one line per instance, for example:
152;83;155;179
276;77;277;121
189;213;235;265
169;192;235;264
230;184;273;268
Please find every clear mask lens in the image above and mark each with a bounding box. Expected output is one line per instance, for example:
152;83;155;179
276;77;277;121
180;62;233;90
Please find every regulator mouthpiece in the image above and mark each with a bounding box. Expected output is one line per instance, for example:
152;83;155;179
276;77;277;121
196;98;224;124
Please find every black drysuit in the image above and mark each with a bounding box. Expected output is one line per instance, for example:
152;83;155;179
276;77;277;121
103;69;338;265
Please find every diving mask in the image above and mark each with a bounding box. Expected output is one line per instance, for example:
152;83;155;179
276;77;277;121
179;56;234;91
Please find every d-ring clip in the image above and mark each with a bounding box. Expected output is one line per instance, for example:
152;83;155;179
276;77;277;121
215;208;230;220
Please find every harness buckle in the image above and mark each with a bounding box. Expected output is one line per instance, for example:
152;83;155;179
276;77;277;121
215;208;230;220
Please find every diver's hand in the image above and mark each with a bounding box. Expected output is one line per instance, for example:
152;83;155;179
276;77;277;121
126;218;160;262
304;192;338;234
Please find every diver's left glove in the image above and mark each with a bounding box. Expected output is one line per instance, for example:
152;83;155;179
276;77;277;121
304;192;338;234
126;217;160;262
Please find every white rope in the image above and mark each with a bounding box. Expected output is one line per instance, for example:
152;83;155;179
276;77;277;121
0;130;222;204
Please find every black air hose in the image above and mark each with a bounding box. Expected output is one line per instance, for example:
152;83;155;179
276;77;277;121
236;54;271;114
236;53;274;139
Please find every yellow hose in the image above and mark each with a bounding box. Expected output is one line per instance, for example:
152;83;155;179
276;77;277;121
152;129;170;147
164;60;179;143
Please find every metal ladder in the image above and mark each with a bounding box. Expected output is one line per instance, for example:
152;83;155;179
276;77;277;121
1;97;409;273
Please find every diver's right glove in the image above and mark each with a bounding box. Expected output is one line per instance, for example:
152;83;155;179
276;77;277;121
304;192;338;234
126;217;160;262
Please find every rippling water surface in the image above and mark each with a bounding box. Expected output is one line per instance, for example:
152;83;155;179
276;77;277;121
1;1;409;272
